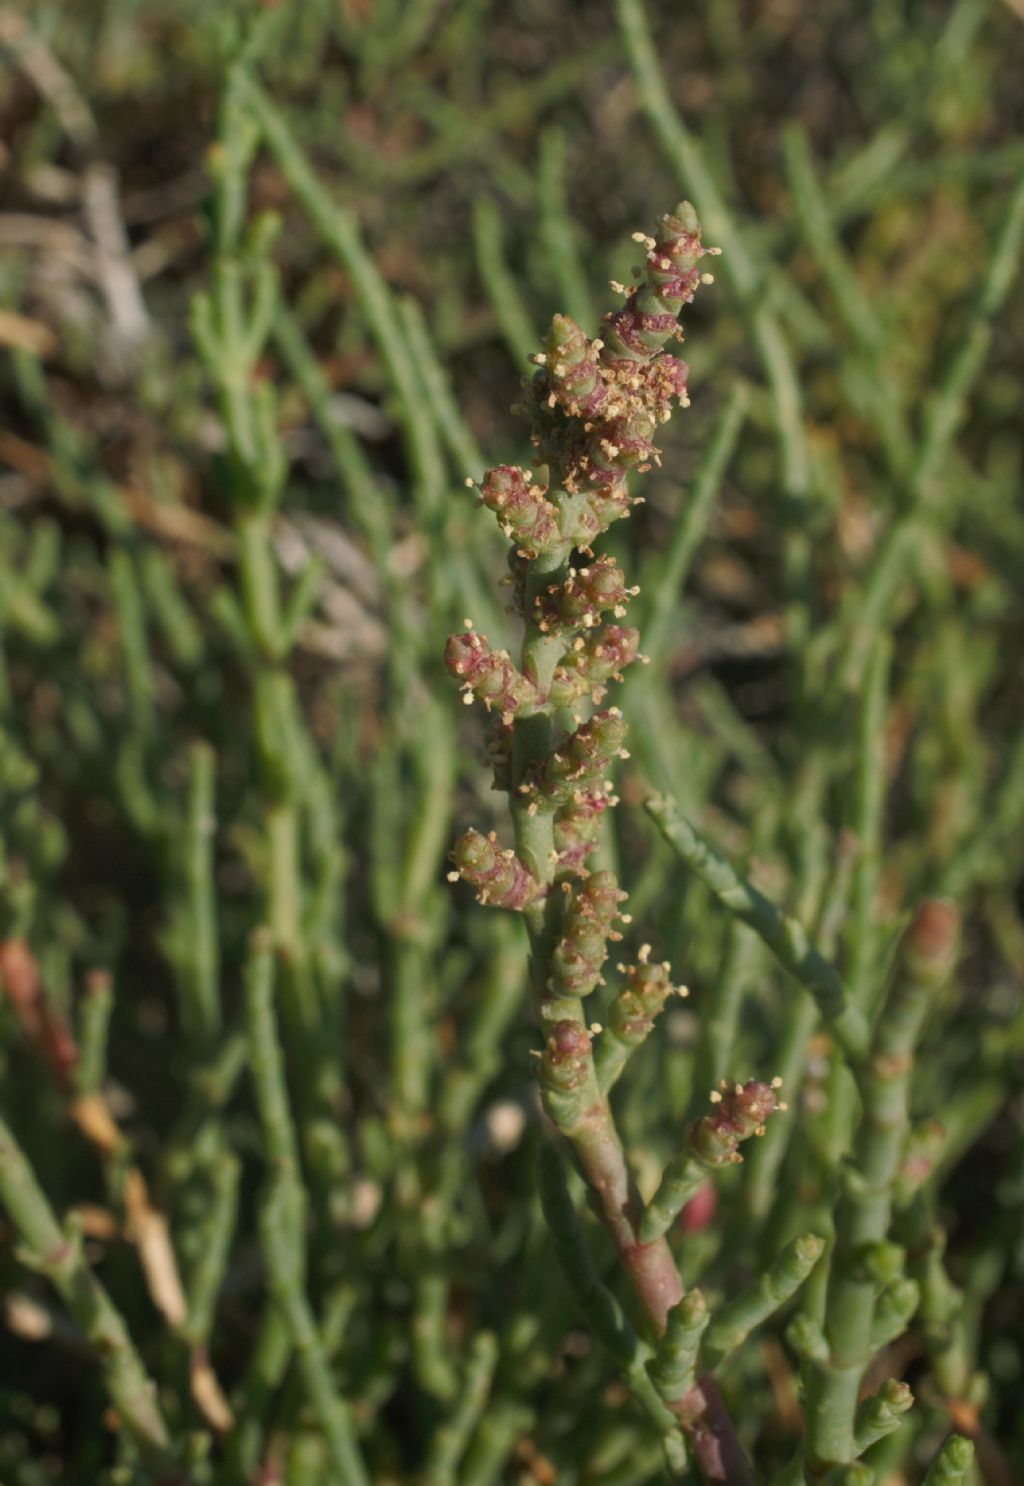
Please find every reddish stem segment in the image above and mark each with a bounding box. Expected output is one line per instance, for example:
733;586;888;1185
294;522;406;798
679;1379;758;1486
572;1098;683;1324
555;1072;754;1484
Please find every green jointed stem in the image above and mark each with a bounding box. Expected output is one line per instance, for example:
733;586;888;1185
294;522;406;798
139;546;204;667
538;1019;690;1340
781;126;886;359
691;923;761;1111
191;83;320;1053
901;1205;974;1403
181;741;221;1048
845;637;891;1017
337;39;614;189
235;71;447;525
821;1465;873;1486
389;708;455;1135
0;1115;169;1456
938;722;1024;897
645;794;869;1060
646;1290;710;1403
702;1234;825;1371
436;920;528;1135
459;1403;536;1486
74;970;112;1098
781;125;910;476
638;384;750;673
537;127;596;332
245;937;369;1486
473;196;539;371
271;301;388;565
422;1331;499;1486
396;294;484;484
181;1150;240;1349
911;169;1024;498
260;1187;370;1486
245;934;305;1254
615;0;812;641
394;298;505;630
228;1306;293;1480
870;1278;920;1351
744;996;816;1224
411;1198;458;1403
802;901;959;1468
109;548;156;743
770;1452;807;1486
837;170;1024;692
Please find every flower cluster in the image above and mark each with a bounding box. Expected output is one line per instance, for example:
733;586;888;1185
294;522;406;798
548;625;641;710
532;557;637;634
446;829;543;910
446;201;714;1036
690;1079;781;1166
526;708;630;810
548;871;629;998
475;464;561;558
605;949;680;1051
444;630;540;721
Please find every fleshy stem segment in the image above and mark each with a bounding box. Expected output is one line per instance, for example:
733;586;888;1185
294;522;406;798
445;204;774;1484
800;901;960;1471
0;1114;169;1458
645;794;870;1060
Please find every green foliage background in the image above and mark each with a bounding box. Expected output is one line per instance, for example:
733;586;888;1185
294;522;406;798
0;1;1022;1482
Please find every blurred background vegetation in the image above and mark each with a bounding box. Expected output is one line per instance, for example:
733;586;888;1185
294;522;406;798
0;1;1023;1482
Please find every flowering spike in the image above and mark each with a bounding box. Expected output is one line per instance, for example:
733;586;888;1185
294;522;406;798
543;314;607;419
552;789;613;872
582;482;634;532
448;830;542;911
549;625;641;709
529;710;629;809
538;1020;596;1127
641;1081;780;1242
548;871;628;999
595;958;678;1093
534;557;635;633
477;465;562;557
602;203;706;365
514;202;710;539
690;1080;778;1163
442;199;750;1465
444;631;541;720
